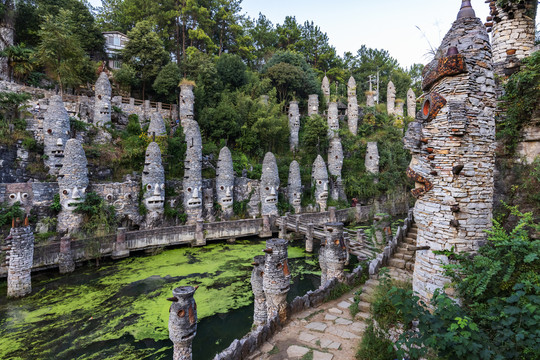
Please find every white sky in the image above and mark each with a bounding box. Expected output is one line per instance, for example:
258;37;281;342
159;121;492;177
88;0;492;68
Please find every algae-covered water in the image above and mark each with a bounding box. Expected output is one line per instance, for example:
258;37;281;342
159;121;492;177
0;238;320;360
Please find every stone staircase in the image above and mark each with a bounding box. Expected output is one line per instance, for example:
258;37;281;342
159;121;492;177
355;222;417;322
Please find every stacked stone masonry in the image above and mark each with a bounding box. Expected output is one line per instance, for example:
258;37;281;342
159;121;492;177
7;224;34;298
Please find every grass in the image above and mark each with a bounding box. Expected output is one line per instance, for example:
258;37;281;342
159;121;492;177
324;282;352;302
356;320;397;360
304;309;324;322
268;345;279;355
301;350;314;360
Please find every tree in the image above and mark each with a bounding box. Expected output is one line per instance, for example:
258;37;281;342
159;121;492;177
265;62;304;103
0;43;34;82
216;53;247;89
122;20;169;99
276;16;301;50
35;9;89;94
153;62;182;103
247;13;277;69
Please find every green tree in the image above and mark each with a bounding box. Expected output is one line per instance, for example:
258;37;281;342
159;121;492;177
216;53;247;89
153;62;182;103
122;20;169;99
113;63;139;95
276;16;301;50
246;13;277;69
0;43;35;82
35;9;90;94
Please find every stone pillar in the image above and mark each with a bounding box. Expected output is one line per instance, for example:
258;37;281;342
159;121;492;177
312;155;329;212
321;75;330;104
260;214;272;238
179;83;195;125
365;142;380;183
112;227;129;259
183;120;203;224
318;244;327;288
308;94;319;116
327;102;339;138
287;160;302;214
407;88;416;118
262;238;290;323
168;286;198;360
142;142;165;228
488;0;537;78
395;100;404;118
279;217;287;239
328;207;337;223
405;1;496;303
7;219;34;298
58;236;75;274
260;152;279;217
216;147;234;219
251;255;267;326
347;76;359;135
365;91;376;107
288;101;300;152
387;81;396;115
94;72;112;127
203;188;214;222
323;222;347;282
43;95;70;176
306;223;314;253
0;8;14;81
328;137;344;200
195;220;205;246
148;112;167;138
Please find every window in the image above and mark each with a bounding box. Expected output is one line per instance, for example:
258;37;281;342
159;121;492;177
114;36;120;46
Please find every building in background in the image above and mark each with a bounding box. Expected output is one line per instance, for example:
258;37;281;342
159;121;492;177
102;31;128;69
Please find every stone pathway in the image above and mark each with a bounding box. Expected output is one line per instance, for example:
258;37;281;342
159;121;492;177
248;223;418;360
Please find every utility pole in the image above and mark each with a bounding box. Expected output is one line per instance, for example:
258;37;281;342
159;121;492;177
376;70;380;105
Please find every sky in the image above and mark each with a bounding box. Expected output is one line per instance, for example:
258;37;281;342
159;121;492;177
88;0;492;69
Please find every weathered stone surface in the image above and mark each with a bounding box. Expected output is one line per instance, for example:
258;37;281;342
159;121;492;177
313;350;334;360
92;180;142;226
365;91;376;107
289;101;300;151
94;72;112;127
287;345;310;358
406;3;496;304
57;139;88;234
321;76;330;103
179;84;195;124
260;152;279;216
365;142;380;177
148;112;167;137
305;322;327;332
328;137;344;200
263;238;290;323
387;81;396;115
287;160;302;214
347;76;358;135
168;286;197;360
312;155;329;212
7;224;34;298
308;94;319;116
327;102;339;138
216;147;234;218
142;142;165;228
322;223;347;282
43;95;70;176
183;120;203;224
407;88;416;118
251;255;267;326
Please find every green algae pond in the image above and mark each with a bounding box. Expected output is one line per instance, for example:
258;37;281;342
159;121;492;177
0;238;323;360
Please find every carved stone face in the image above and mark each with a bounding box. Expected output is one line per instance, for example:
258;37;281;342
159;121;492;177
44;95;70;174
168;286;197;344
6;183;33;214
58;139;89;213
94;72;112;127
216;147;234;212
308;94;319;115
260;152;279;216
328;138;343;178
203;188;213;210
180;84;195;121
288;102;300;132
183;120;203;216
312;155;329;211
95;183;137;213
327;102;339;138
142;142;165;213
185;185;202;208
288;160;302;212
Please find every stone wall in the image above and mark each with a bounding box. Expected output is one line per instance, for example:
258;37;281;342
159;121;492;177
7;224;34;297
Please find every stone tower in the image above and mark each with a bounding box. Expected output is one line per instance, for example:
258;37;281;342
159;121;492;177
321;222;347;283
142;142;165;228
288;101;300;151
43;95;70;176
94;72;112;127
487;0;537;77
365;91;376;107
183;120;203;224
327;102;339;138
312;155;329;212
262;238;290;323
216;147;234;219
260;152;279;216
328;137;344;201
347;76;359;135
168;286;198;360
365;142;380;179
179;83;195;125
0;2;14;81
321;75;330;104
251;255;267;326
57;139;88;234
308;94;319;116
387;81;396;115
148;112;167;138
7;218;34;298
407;88;416;118
287;160;302;214
404;0;496;303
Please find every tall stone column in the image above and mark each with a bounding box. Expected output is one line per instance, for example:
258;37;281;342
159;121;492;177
347;76;359;135
7;218;34;298
365;91;376;107
323;222;347;282
0;5;14;81
148;112;167;138
287;160;302;214
404;0;496;303
58;236;75;274
179;83;195;125
308;94;319;116
142;142;165;228
312;155;329;212
183;120;203;224
328;207;337;223
387;81;396;115
112;227;129;259
94;72;112;127
262;238;290;323
321;75;330;104
365;142;380;183
407;88;416;118
251;255;267;326
260;152;279;217
305;223;314;253
260;214;272;238
203;188;214;222
279;217;287;239
288;101;300;152
328;138;344;201
43;95;70;176
195;219;205;246
216;147;234;219
327;102;339;138
168;286;198;360
318;244;327;288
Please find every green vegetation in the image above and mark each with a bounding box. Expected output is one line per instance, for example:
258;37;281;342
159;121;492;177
386;207;540;360
75;192;117;236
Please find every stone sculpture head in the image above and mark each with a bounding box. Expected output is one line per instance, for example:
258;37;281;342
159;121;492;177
183;120;203;218
312;155;329;211
179;83;195;123
6;183;33;214
216;147;234;213
94;72;112;127
148;112;166;138
327;102;339;138
168;286;198;345
43;95;70;174
142;142;165;212
287;160;302;213
260;152;279;216
308;94;319;116
58;139;88;212
328;138;343;178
